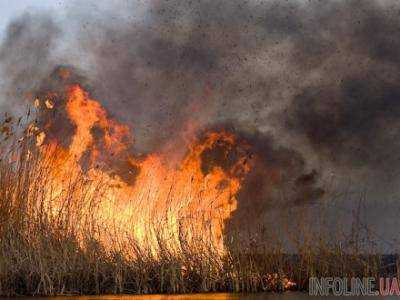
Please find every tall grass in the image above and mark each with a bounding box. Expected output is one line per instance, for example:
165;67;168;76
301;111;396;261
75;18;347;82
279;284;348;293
0;123;390;296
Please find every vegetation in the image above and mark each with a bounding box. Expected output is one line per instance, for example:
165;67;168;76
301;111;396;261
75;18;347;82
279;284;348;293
0;117;393;296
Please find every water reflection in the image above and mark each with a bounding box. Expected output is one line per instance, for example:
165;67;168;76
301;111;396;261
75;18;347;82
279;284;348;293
13;292;400;300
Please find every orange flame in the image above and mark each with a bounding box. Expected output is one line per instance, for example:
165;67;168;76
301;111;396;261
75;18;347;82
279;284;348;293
35;84;251;254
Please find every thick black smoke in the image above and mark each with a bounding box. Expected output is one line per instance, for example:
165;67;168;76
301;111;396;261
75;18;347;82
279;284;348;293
1;0;400;208
287;77;400;171
67;0;400;181
284;0;400;178
69;0;310;154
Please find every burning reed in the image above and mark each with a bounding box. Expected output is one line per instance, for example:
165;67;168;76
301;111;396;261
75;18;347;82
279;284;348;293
0;80;386;296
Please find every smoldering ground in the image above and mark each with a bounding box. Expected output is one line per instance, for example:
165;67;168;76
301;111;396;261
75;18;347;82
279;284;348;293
1;0;400;247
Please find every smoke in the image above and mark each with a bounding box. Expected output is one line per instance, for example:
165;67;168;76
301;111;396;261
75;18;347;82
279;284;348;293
66;0;307;154
66;0;400;182
2;0;400;211
284;0;400;180
0;12;60;115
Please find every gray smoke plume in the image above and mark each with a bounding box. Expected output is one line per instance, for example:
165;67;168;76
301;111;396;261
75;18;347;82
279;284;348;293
0;12;60;115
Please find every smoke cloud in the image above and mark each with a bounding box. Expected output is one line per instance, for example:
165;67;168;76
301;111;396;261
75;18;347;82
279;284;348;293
0;12;60;114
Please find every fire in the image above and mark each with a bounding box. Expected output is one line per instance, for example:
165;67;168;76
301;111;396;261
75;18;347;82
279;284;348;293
32;84;251;254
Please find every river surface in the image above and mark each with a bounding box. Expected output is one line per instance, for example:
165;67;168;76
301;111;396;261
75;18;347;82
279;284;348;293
7;293;399;299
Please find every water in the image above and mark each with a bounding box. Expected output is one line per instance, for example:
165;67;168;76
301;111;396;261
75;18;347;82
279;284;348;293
10;293;399;300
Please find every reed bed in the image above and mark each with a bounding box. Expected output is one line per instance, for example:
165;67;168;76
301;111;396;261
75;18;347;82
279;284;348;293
0;128;391;296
